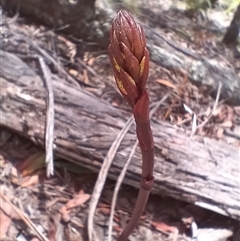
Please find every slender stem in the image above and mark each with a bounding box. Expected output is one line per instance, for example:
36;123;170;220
118;91;154;241
134;91;155;183
136;121;154;181
117;187;151;241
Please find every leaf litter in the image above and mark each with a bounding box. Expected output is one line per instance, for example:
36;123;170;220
1;1;240;240
0;134;238;240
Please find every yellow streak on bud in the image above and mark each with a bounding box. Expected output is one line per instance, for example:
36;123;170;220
116;78;127;95
127;71;137;86
113;57;121;72
139;56;146;77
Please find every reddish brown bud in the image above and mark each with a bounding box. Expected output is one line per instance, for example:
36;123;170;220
138;49;149;89
108;10;149;107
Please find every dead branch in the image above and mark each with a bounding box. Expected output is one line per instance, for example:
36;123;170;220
1;50;239;220
1;0;240;105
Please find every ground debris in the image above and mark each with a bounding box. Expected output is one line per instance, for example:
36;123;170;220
0;2;239;241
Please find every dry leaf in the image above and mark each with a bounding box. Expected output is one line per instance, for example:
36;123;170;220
17;151;45;176
212;107;222;116
21;174;40;187
151;221;179;235
177;116;183;124
88;57;95;66
47;215;59;241
0;198;13;239
79;189;85;195
220;120;233;128
69;69;78;76
98;206;110;215
226;105;234;121
156;79;176;89
217;128;224;138
11;165;18;177
60;206;71;223
205;107;212;117
65;193;90;210
113;225;123;233
83;69;89;84
60;192;90;222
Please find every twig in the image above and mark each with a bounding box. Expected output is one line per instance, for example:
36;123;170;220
38;57;55;177
143;24;202;60
190;113;197;137
107;141;138;241
77;58;98;77
0;192;49;241
87;116;134;241
149;93;171;119
192;82;223;135
107;93;170;241
10;30;80;88
7;11;19;25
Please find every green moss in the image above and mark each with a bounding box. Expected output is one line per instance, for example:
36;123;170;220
185;0;213;10
226;0;240;13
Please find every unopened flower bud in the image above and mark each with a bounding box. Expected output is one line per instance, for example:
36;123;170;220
108;10;149;107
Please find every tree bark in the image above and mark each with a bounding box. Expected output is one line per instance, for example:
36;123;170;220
1;0;240;105
223;4;240;46
1;50;239;220
144;25;240;106
0;0;110;47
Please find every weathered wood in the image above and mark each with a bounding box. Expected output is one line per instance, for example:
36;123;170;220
144;26;240;106
1;50;239;220
1;0;240;105
0;0;109;47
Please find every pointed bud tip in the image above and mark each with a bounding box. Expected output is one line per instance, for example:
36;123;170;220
109;10;150;107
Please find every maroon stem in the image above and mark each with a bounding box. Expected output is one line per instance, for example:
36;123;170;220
118;91;154;241
117;187;151;241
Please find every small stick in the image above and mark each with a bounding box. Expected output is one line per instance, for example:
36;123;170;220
10;30;80;87
87;116;134;241
108;140;138;241
193;82;222;135
0;192;49;241
39;56;55;177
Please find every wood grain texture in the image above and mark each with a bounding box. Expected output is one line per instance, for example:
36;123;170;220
0;0;108;46
1;0;240;104
144;26;240;106
1;50;239;220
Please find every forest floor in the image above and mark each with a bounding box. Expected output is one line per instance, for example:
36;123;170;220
0;1;240;241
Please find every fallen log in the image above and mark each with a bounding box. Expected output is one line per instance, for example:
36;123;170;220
1;50;239;220
1;0;240;105
0;0;98;43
